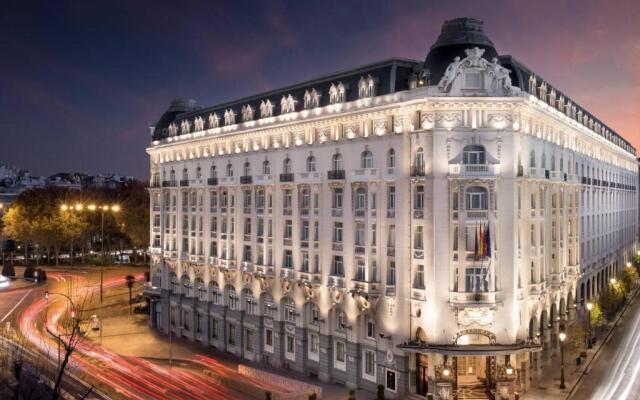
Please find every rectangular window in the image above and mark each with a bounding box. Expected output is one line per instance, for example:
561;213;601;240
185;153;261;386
387;186;395;210
210;318;219;339
386;369;397;392
228;324;236;346
333;222;343;242
334;340;346;370
387;261;396;286
332;256;344;276
363;349;376;381
286;334;295;360
413;265;425;289
285;220;293;238
355;223;365;246
246;329;254;352
284;250;293;269
309;333;319;361
265;328;273;348
465;267;488;292
332;189;343;209
414;226;424;249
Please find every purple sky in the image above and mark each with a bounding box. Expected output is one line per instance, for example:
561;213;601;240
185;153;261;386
1;0;638;178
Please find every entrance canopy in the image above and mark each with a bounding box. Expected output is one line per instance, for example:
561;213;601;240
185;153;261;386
398;342;542;356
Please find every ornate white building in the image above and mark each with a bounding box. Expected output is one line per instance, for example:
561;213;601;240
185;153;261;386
145;18;638;399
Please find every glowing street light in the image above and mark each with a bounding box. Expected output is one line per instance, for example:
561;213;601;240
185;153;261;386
60;202;122;304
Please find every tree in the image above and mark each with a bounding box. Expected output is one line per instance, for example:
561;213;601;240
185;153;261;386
115;181;149;264
590;303;605;328
621;266;638;293
2;263;15;277
125;275;136;314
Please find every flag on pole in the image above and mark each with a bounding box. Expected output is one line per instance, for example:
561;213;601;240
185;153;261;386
474;224;479;259
485;224;492;284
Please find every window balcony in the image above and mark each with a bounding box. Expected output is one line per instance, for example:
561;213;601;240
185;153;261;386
283;208;292;216
254;174;274;185
413;250;424;259
332;242;343;251
207;177;218;186
385;286;396;296
297;271;321;284
550;171;564;182
465;210;489;220
332;208;343;217
449;291;499;306
328;276;345;288
240;176;253;184
279;173;294;182
411;166;426;177
162;180;177;187
180;179;190;187
449;164;498;177
327;170;345;180
354;208;366;218
297;172;321;183
383;167;396;181
411;288;426;301
350;168;379;181
354;245;365;255
352;281;380;296
150;181;162;188
218;176;236;186
255;264;275;277
209;256;219;266
387;247;395;257
386;209;395;218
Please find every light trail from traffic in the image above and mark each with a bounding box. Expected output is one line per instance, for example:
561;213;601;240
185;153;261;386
17;271;270;400
590;300;640;400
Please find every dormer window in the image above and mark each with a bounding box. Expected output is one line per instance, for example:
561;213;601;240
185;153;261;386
303;88;321;109
260;100;274;118
329;82;346;104
241;105;254;122
462;145;486;165
208;112;220;128
280;95;296;114
224;109;236;126
358;75;376;98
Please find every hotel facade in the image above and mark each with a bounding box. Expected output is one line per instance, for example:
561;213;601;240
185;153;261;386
145;18;639;399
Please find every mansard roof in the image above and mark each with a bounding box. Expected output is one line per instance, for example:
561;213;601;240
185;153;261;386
151;58;420;141
151;17;635;156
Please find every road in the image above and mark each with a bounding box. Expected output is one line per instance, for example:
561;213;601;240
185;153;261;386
2;266;290;400
572;290;640;400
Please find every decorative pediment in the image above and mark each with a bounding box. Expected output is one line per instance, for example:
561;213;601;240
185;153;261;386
438;47;513;96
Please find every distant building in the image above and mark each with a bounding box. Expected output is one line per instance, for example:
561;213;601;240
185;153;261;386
147;17;638;398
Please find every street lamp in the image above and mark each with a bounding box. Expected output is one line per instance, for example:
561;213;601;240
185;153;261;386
610;278;617;285
586;302;593;349
60;202;121;304
559;331;567;389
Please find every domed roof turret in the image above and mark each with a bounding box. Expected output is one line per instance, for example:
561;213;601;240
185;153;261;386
424;18;499;85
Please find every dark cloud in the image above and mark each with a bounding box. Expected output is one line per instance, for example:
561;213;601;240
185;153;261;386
0;0;637;178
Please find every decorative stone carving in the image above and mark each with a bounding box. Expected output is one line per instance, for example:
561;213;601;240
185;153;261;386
436;112;462;130
242;270;253;285
260;100;274;118
420;112;435;130
487;113;513;130
224;109;236;126
318;127;331;143
299;281;318;301
330;286;345;306
344;124;359;139
373;119;387;136
438;47;513;96
281;277;293;294
208;112;220;128
241;105;254;122
457;307;495;327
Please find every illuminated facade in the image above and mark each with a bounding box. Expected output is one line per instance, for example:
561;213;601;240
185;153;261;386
145;18;638;399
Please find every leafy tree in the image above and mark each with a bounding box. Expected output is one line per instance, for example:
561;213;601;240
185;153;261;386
115;181;149;263
621;266;638;293
590;302;605;327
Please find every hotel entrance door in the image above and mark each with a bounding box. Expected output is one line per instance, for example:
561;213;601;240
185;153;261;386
416;354;428;395
457;355;486;385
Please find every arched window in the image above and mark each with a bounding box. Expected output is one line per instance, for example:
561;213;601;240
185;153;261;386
196;166;202;179
529;150;536;168
262;160;271;175
243;161;251;176
195;278;206;301
209;281;222;304
282;297;297;322
226;163;233;177
170;273;179;293
306;156;316;172
462;145;486;165
307;303;321;325
170;169;176;183
361;150;373;168
465;186;488;210
181;275;192;297
415;147;425;167
182;168;188;180
332;153;343;171
283;158;292;174
210;165;217;178
242;288;256;315
262;293;276;317
551;155;556;171
387;149;395;168
225;285;238;310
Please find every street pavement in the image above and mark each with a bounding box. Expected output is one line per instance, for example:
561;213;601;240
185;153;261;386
571;289;640;400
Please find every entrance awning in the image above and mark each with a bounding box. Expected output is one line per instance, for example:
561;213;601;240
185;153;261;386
398;342;542;356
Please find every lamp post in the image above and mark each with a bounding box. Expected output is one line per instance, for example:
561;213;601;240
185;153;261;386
61;203;120;304
586;302;593;349
559;331;567;389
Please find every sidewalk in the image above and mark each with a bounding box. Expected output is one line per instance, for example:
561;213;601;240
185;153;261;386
523;287;640;399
